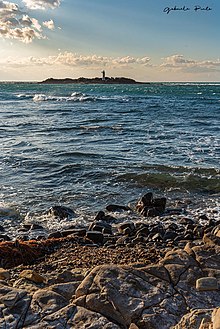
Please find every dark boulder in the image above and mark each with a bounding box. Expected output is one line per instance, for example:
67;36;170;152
106;204;130;212
86;231;104;244
47;206;75;219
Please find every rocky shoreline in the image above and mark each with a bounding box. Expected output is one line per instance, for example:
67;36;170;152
0;192;220;328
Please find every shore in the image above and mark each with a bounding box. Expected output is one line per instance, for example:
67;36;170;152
0;192;220;328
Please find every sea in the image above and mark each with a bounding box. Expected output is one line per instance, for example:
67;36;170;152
0;82;219;238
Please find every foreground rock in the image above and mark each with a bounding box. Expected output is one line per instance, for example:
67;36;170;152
0;243;220;328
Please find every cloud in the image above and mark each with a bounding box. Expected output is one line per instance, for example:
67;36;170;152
22;0;61;10
52;52;151;68
43;19;54;30
0;0;58;42
160;54;220;73
0;0;44;42
0;52;152;69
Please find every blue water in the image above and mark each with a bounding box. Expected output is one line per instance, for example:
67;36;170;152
0;82;219;217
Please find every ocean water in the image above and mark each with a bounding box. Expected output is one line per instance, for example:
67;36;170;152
0;82;219;235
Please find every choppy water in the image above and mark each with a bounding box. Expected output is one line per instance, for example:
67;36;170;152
0;82;219;236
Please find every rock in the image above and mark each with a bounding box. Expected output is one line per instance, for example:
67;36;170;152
0;285;27;307
49;282;81;300
136;193;166;216
0;268;10;280
152;197;166;210
86;231;104;244
13;278;44;294
61;229;86;237
199;214;209;221
47;205;75;219
89;221;112;235
0;285;32;328
196;277;218;291
22;223;44;230
129;324;139;329
212;308;220;329
55;270;80;283
123;227;132;235
75;264;179;327
138;192;153;208
48;231;62;239
94;211;105;221
141;207;161;217
163;230;178;241
118;221;135;233
203;233;220;246
172;309;213;329
19;270;46;284
0;234;11;241
0;225;4;232
31;289;68;317
94;211;116;222
136;226;149;237
106;204;130;212
38;305;121;328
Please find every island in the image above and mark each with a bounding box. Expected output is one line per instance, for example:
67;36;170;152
39;76;149;84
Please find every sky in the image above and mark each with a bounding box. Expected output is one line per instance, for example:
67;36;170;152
0;0;220;81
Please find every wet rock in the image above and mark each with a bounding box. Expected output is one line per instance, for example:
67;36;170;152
48;231;62;239
151;233;163;242
123;227;132;235
89;221;112;235
136;192;153;211
86;231;104;244
116;236;129;245
196;277;218;291
179;217;195;225
0;234;11;241
136;193;166;217
47;205;75;219
199;214;209;221
136;226;149;237
149;224;164;236
94;210;116;222
143;207;161;217
61;229;86;237
19;270;46;284
152;197;166;211
163;230;178;241
118;221;135;233
106;204;131;212
22;223;44;230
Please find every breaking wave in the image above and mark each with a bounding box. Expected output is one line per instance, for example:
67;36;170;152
16;92;130;103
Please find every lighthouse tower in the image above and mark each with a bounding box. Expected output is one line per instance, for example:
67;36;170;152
101;70;106;81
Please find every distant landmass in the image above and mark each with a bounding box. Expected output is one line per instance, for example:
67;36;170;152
39;77;149;84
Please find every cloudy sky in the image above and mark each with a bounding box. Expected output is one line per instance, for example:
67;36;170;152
0;0;219;81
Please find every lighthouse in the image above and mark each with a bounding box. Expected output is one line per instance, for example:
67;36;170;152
101;70;106;81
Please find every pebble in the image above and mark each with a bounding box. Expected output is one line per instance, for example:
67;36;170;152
19;270;46;284
196;277;218;291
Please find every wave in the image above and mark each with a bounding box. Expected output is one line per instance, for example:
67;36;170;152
16;92;130;103
117;165;220;194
